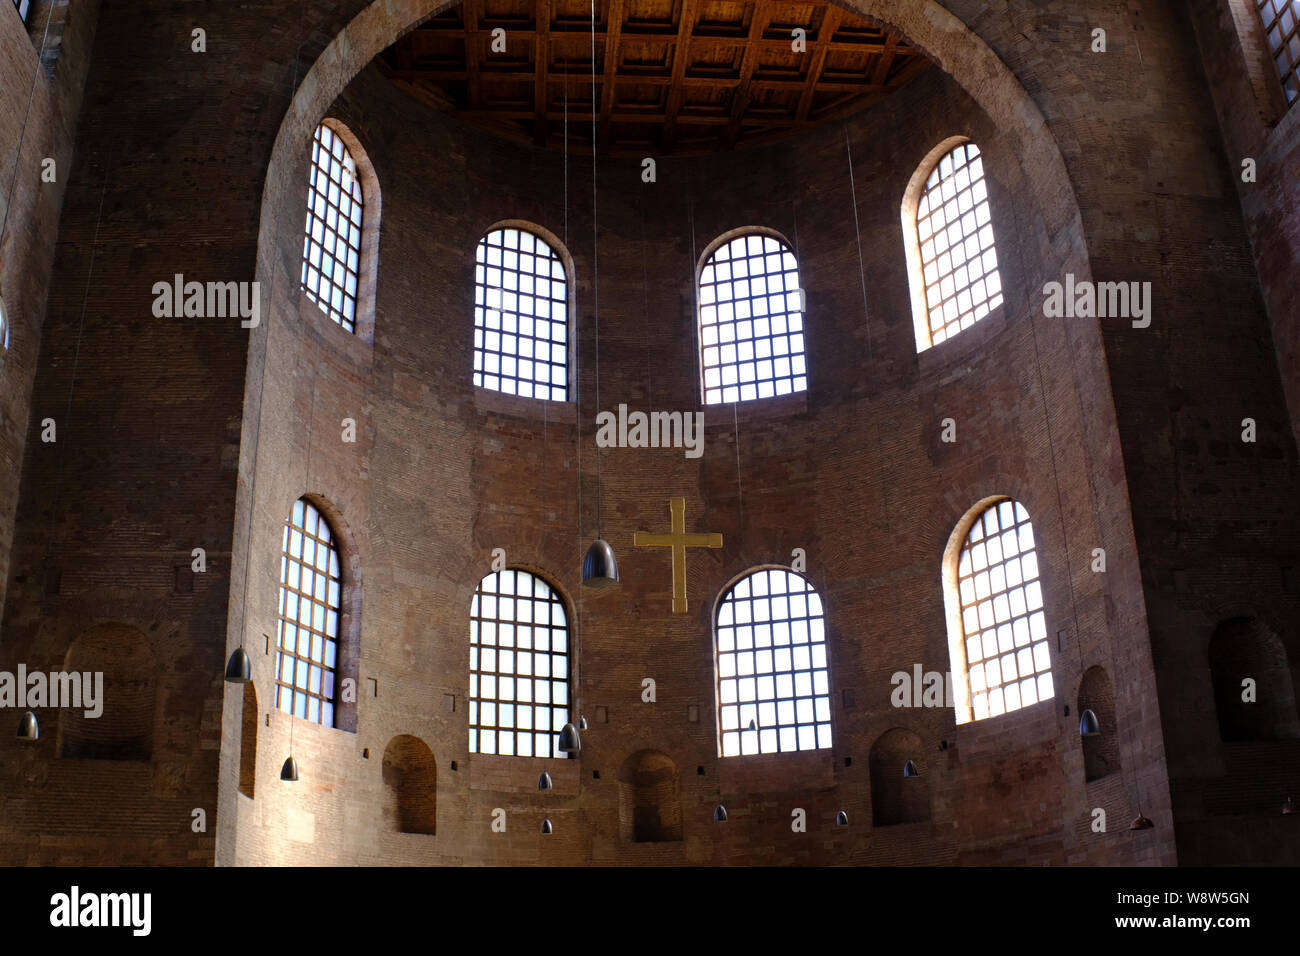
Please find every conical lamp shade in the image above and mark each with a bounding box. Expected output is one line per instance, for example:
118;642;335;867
903;759;919;777
539;771;553;790
224;647;252;683
280;756;299;781
558;722;581;754
582;538;620;588
835;810;849;826
713;804;728;822
541;818;554;834
579;715;588;731
1079;708;1101;737
17;710;38;742
1283;796;1296;816
1129;811;1154;830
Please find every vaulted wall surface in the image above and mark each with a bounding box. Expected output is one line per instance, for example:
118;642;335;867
0;0;1295;867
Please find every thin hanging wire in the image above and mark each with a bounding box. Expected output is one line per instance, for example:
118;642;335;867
589;0;604;538
235;0;312;659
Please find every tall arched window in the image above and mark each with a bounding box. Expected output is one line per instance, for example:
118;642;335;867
715;568;832;756
473;226;570;401
1256;0;1300;106
469;568;571;757
301;122;365;333
275;498;343;727
944;499;1053;724
904;140;1003;351
698;232;807;405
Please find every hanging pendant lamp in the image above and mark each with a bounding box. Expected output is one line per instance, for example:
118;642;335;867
280;756;299;782
224;646;252;683
17;710;38;742
1079;708;1101;737
539;771;554;791
1283;796;1296;816
541;818;554;834
835;810;849;826
713;804;728;822
903;759;919;777
1129;810;1154;830
579;0;618;591
578;714;588;731
558;722;581;754
582;539;619;587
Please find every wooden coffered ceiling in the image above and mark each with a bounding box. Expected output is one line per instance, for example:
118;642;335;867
375;0;932;155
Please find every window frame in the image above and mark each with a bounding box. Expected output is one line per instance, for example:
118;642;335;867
902;136;1006;354
1255;0;1300;108
13;0;31;26
695;228;809;407
712;565;835;758
941;496;1055;726
472;221;576;404
468;566;574;759
299;119;381;344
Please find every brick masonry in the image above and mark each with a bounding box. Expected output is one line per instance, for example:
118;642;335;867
0;0;1296;867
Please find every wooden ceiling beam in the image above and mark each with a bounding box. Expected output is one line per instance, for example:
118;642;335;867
465;0;482;110
869;32;899;86
534;0;551;145
598;0;626;153
793;5;842;123
385;67;896;95
662;0;701;151
722;0;774;149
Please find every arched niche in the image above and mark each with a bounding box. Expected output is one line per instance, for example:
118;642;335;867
57;622;156;761
618;749;683;843
1209;617;1299;742
1078;665;1121;783
382;734;438;835
870;728;930;826
239;682;258;799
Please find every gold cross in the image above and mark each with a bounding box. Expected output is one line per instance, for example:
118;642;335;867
633;497;723;614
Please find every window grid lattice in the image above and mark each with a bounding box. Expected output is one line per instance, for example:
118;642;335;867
716;568;832;756
301;124;363;333
699;234;807;405
275;499;341;727
469;569;570;758
956;500;1054;721
473;228;569;401
917;143;1003;347
1258;0;1300;105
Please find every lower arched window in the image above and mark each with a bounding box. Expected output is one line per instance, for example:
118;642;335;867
275;498;343;727
945;499;1054;723
469;568;571;757
715;568;832;756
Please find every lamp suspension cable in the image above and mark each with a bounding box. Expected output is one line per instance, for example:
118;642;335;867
589;0;603;539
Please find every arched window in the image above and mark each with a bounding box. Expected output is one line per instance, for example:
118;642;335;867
698;232;807;405
905;140;1003;351
473;226;570;401
275;498;343;727
715;567;832;756
944;499;1053;724
1256;0;1300;106
1209;617;1299;741
301;122;366;332
469;568;571;757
